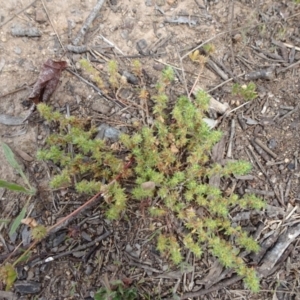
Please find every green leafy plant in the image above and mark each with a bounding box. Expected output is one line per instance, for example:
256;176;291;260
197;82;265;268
37;63;265;292
0;143;36;195
95;280;138;300
0;144;47;290
79;58;107;93
202;43;215;55
232;82;258;101
0;143;37;237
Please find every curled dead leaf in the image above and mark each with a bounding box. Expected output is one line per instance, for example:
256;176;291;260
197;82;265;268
29;59;67;104
21;217;38;228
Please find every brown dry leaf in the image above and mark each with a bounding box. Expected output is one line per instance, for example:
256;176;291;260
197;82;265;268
141;181;156;190
110;142;121;151
170;144;179;153
21;218;38;228
29;59;67;104
15;148;34;162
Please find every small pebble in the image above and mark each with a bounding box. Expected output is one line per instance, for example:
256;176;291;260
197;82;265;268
35;8;47;23
136;39;148;55
14;47;22;54
120;29;129;40
268;138;277;149
85;264;93;275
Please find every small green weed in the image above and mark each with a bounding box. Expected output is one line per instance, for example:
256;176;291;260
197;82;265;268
0;143;36;196
232;82;258;101
0;144;47;290
0;143;37;237
36;62;265;292
95;280;138;300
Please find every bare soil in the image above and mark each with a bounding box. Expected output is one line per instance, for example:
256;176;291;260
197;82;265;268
1;0;300;299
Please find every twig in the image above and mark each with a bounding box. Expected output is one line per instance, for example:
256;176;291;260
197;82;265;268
98;34;125;56
206;59;228;80
279;183;285;205
29;231;111;266
66;68;104;95
180;275;243;299
72;0;107;46
41;0;65;51
129;261;162;273
48;159;133;234
261;244;294;277
226;119;235;158
277;60;300;74
277;104;299;123
180;13;263;60
66;68;122;107
245;188;274;197
250;139;270;162
226;101;250;115
284;175;292;200
177;48;190;101
0;84;33;99
282;42;300;52
237;114;247;131
254;138;277;158
0;0;38;28
228;0;236;74
257;223;300;278
247;144;284;207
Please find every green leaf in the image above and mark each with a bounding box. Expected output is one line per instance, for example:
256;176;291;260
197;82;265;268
1;143;23;173
1;143;33;191
0;180;34;195
9;207;26;236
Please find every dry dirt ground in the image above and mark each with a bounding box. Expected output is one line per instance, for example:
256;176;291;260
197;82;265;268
1;0;300;299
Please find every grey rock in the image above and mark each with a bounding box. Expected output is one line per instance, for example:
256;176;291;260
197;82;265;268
14;47;22;54
52;232;66;247
21;226;31;247
14;281;41;294
11;24;41;37
122;70;139;85
35;9;47;23
268;138;277;149
95;124;121;142
120;29;129;40
136;39;149;55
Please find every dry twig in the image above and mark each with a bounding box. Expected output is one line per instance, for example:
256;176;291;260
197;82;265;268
72;0;107;46
258;223;300;278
